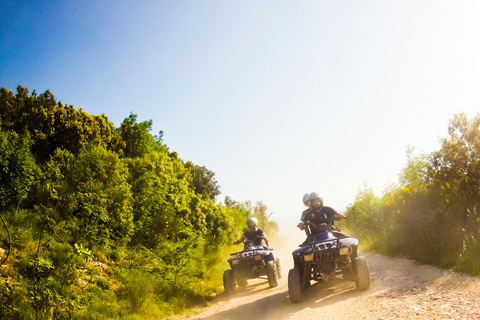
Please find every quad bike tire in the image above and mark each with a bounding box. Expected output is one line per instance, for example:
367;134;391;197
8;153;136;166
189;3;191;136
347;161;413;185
288;267;303;303
353;256;370;290
223;269;236;294
275;258;282;279
266;261;278;288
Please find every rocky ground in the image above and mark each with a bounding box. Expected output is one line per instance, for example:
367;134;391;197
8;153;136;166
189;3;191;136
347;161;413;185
168;242;480;320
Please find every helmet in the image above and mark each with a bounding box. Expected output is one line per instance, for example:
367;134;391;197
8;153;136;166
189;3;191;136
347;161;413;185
247;217;258;229
302;193;310;206
308;192;324;206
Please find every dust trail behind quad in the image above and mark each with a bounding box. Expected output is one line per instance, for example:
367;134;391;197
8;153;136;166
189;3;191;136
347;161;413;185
169;232;480;320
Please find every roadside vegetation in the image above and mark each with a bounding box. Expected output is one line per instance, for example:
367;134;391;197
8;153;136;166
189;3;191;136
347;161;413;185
0;85;278;319
345;112;480;275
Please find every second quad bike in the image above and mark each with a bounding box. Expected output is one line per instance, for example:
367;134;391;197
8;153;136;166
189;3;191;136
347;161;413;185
288;223;370;303
223;240;281;294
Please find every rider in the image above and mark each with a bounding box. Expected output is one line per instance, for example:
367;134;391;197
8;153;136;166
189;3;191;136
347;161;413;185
234;217;269;247
297;193;312;236
300;192;311;221
298;192;347;241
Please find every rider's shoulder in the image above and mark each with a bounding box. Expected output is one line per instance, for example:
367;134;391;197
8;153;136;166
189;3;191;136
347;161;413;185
322;206;337;214
302;208;313;218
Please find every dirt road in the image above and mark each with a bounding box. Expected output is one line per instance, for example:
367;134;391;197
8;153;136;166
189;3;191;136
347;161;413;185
170;237;480;320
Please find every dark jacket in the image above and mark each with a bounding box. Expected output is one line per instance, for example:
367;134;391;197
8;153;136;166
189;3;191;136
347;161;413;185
242;228;266;246
304;206;337;234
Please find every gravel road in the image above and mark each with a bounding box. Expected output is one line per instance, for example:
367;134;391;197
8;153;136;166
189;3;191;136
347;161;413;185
169;235;480;320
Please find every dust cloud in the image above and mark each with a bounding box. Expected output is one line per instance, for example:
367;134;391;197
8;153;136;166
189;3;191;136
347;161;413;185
168;227;480;320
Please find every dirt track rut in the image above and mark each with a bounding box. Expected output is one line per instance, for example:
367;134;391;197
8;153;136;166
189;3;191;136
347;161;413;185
169;239;480;320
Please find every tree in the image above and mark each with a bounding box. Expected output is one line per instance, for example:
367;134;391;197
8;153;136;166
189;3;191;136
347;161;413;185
116;113;155;158
0;130;39;209
0;86;116;162
399;146;429;190
185;162;221;200
253;201;279;239
430;112;480;241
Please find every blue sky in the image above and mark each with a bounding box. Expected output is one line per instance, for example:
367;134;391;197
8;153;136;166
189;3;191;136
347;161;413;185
2;1;480;234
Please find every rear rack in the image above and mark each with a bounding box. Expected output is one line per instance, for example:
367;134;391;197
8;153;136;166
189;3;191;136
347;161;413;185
230;248;269;258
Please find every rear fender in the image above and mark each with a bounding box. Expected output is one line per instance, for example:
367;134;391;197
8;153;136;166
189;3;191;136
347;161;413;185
263;252;274;263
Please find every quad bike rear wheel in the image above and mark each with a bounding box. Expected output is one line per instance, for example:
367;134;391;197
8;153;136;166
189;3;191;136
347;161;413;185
275;258;282;279
223;269;236;294
266;261;278;288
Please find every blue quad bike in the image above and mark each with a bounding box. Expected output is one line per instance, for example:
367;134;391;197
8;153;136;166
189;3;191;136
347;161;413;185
223;240;281;294
288;223;370;303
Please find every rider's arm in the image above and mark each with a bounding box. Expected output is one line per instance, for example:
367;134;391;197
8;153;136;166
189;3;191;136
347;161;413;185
334;212;345;221
297;209;312;229
262;232;269;247
234;234;246;245
297;221;305;230
300;209;308;221
297;220;311;236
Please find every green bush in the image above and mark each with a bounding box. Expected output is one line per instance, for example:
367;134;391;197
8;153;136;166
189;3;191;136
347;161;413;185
456;237;480;275
346;113;480;275
0;86;277;318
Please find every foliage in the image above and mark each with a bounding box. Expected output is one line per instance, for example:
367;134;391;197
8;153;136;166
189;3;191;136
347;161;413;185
0;130;39;209
185;162;221;200
0;86;279;319
0;86;115;162
116;113;156;158
252;201;279;242
346;112;480;273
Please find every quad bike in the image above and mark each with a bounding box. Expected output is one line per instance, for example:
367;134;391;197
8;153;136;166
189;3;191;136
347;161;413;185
223;240;281;294
288;223;370;303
